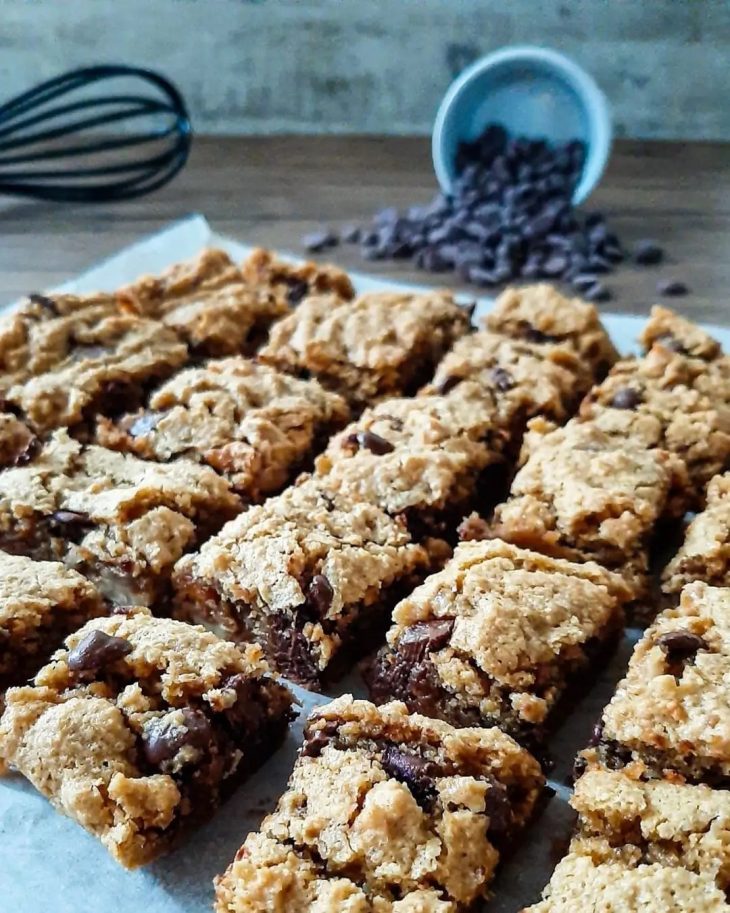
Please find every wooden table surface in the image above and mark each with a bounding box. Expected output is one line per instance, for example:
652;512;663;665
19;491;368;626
0;136;728;324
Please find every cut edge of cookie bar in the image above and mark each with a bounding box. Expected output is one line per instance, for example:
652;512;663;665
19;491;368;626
117;248;291;357
484;283;619;378
662;471;730;596
570;766;730;891
0;550;105;690
365;538;629;746
258;289;472;406
172;477;433;689
520;845;729;913
214;695;545;913
0;606;295;868
581;581;730;787
97;356;351;502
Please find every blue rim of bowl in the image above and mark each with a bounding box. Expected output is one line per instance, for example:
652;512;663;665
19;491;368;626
432;45;612;204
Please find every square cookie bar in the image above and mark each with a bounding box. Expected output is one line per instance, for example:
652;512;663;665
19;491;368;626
0;607;294;867
578;345;730;499
484;283;619;378
259;289;471;406
313;391;504;539
0;430;240;608
173;477;432;688
0;295;187;433
215;696;544;913
98;357;350;501
0;550;105;689
488;419;688;589
117;248;290;356
366;539;629;743
241;247;355;307
662;472;730;596
584;581;730;786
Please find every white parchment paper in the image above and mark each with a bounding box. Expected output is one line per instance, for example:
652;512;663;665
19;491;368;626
2;216;728;913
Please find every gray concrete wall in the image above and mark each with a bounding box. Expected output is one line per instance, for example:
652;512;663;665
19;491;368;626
0;0;727;139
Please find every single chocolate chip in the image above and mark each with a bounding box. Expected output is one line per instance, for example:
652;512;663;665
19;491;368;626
142;708;212;766
610;387;641;410
5;432;41;468
301;230;338;253
398;618;454;665
436;374;462;394
542;254;568;277
50;509;93;529
341;225;361;244
68;629;133;672
28;293;59;315
381;745;439;809
286;279;310;305
482;777;512;836
522;325;560;345
490;367;515;391
656;629;707;661
128;411;163;438
589;720;604;746
634;239;664;265
571;272;599;291
301;720;339;758
269;615;319;686
657;278;688;297
573;755;588;780
583;281;611;302
347;430;394;455
307;574;334;617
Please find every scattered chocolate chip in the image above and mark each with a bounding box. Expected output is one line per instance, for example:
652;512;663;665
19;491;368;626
341;225;360;244
583;281;611;302
301;229;338;253
657;279;688;297
490;367;515;392
286;279;310;305
346;430;395;455
610;387;641;410
269;615;318;686
142;708;212;766
68;629;133;672
50;509;93;530
571;272;599;291
128;411;162;438
436;374;463;394
381;745;439;808
633;239;664;265
306;574;334;617
28;293;59;315
656;629;707;661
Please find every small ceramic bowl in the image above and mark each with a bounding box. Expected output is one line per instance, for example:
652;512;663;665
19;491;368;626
432;45;612;204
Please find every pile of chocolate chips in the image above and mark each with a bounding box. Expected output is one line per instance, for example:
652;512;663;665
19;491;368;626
304;124;677;302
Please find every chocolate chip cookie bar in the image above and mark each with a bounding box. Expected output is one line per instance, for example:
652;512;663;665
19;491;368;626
582;581;730;786
484;284;619;378
214;696;544;913
0;295;187;433
259;289;472;406
487;419;689;596
422;330;594;435
578;346;730;500
0;550;105;689
366;539;629;743
0;606;294;867
313;391;504;538
662;473;730;596
0;430;240;608
118;248;290;356
173;477;432;688
97;357;350;501
241;246;355;308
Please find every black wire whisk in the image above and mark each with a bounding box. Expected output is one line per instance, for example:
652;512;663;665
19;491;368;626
0;64;192;202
